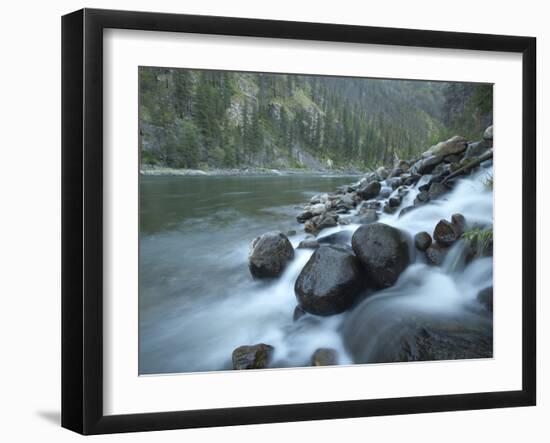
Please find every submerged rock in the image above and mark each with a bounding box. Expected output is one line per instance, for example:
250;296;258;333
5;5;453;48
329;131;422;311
425;242;448;266
477;287;493;312
293;305;307;321
351;223;411;288
414;232;432;251
232;344;274;370
295;246;365;316
248;232;294;279
311;348;338;366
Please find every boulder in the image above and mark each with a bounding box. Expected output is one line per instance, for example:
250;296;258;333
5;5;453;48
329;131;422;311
451;213;466;236
433;220;460;246
483;125;493;141
379;188;392;199
297;239;320;249
463;140;491;160
423;135;468;158
311;348;338;366
357;181;381;200
425;243;448;266
295;246;366;316
375;166;389;180
414;232;432;251
412;155;444;174
357;209;379;225
403;174;421;186
477;287;493;312
232;344;274;370
398;160;410;172
389;196;402;207
351;223;411;288
296;210;314;223
249;232;295;278
414;190;429;205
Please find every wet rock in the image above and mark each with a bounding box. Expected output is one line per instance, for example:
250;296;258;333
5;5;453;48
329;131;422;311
311;348;338;366
387;177;402;190
351;223;411;288
375;166;389;180
398;160;410;172
295;246;366;316
389;196;402;207
357;181;381;200
433;220;460;246
317;231;353;247
379;188;392;199
414;190;430;205
425;243;448;266
423;135;468;158
361;200;382;210
451;213;466;236
232;344;274;370
304;218;320;235
297;239;320;249
403;174;421;186
304;213;338;235
293;305;307;321
412;155;444;174
296;210;314;223
428;182;450;200
444;154;461;163
414;232;432;251
249;232;295;279
383;204;398;214
464;140;491;159
389;168;403;178
399;205;417;218
286;230;297;237
483;125;493;141
358;209;379;224
477;287;493;312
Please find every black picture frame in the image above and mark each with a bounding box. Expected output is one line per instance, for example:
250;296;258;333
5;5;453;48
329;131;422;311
62;8;537;435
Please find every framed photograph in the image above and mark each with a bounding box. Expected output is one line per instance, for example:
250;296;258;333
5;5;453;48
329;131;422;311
62;8;536;435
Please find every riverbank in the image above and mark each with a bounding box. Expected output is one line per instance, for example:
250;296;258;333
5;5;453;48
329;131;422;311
140;165;363;177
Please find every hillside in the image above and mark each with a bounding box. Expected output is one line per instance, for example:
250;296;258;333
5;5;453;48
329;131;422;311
139;67;492;171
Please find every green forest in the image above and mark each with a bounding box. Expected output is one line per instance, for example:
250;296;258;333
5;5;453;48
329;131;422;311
139;67;492;170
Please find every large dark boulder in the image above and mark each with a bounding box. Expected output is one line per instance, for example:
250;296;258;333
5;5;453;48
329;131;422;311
311;348;338;366
295;246;365;316
351;223;411;288
232;344;274;370
357;181;381;200
248;232;294;279
433;220;460;246
414;232;432;251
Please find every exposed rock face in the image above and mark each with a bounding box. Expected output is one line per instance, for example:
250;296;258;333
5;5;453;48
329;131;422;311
423;135;468;158
433;220;460;246
232;344;274;370
357;181;381;200
414;232;432;251
477;287;493;312
351;223;411;288
311;348;338;366
248;232;295;278
295;246;365;316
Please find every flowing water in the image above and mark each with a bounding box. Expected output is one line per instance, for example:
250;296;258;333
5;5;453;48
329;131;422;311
139;168;493;375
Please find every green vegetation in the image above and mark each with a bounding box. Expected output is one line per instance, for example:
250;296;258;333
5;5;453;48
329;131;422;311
139;67;493;170
463;227;493;258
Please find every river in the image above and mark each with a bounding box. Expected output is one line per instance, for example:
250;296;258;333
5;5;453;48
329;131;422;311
139;170;493;375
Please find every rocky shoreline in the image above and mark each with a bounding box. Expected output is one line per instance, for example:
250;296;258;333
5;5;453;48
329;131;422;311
140;165;362;177
232;126;494;370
